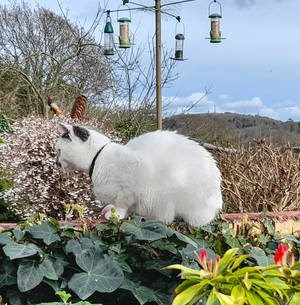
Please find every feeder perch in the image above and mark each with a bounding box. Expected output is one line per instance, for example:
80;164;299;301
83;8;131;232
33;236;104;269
171;17;187;61
117;5;131;48
208;0;223;43
104;12;115;55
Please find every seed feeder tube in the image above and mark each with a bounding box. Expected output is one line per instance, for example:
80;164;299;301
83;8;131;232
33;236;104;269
104;12;115;55
208;0;223;43
117;5;131;48
171;17;187;61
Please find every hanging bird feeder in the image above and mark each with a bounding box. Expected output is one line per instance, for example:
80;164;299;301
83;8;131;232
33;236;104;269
117;5;131;48
104;11;115;55
208;0;223;43
171;17;187;61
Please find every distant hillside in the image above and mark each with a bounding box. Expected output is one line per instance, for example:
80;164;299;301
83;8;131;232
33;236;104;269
163;113;300;147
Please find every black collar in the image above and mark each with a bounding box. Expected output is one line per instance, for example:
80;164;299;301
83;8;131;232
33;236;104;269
89;143;109;179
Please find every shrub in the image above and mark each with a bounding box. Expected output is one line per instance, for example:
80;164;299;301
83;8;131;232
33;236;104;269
0;113;12;133
0;216;203;305
0;115;120;220
167;245;300;305
0;216;299;305
215;142;300;213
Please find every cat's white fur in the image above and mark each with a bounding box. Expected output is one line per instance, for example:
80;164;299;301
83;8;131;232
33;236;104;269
56;125;223;226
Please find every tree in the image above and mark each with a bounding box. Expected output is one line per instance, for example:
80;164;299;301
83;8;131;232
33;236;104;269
0;1;113;118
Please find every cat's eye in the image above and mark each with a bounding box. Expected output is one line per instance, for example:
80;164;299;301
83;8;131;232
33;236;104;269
62;132;71;140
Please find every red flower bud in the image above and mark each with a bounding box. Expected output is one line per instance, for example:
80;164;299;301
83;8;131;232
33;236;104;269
201;248;207;263
274;244;288;266
274;252;281;264
208;258;213;272
290;253;295;267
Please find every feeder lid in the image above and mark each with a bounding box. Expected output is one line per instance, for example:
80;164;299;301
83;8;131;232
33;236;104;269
209;13;222;18
104;21;114;33
118;17;131;23
175;33;185;40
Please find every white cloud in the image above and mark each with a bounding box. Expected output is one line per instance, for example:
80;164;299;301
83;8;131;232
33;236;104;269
222;97;264;111
163;92;214;116
218;94;229;100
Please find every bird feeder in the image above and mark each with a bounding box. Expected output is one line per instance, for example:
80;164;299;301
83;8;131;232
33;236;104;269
171;17;186;61
104;12;114;55
208;0;222;43
117;6;131;48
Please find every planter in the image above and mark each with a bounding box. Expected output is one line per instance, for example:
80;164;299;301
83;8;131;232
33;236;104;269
1;211;300;234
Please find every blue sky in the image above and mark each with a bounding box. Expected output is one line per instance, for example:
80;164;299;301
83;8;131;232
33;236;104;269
3;0;300;121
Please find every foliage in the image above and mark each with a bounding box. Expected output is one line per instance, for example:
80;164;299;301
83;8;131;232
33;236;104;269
0;215;299;305
37;291;102;305
167;245;300;305
0;115;120;220
0;217;212;305
0;174;18;222
114;115;156;141
0;114;12;133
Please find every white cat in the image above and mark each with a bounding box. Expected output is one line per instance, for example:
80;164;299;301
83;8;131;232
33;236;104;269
56;124;223;226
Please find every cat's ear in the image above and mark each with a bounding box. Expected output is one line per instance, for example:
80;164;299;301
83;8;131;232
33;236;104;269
59;123;71;133
73;126;90;142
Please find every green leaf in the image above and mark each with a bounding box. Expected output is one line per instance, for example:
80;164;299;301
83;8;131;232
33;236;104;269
180;242;216;263
65;237;94;255
13;228;25;242
231;285;245;300
284;234;300;245
255;290;280;305
17;260;44;292
290;292;300;305
215;292;236;305
27;222;60;245
56;291;71;303
206;289;221;305
151;239;178;254
0;273;17;287
68;247;124;299
229;255;250;271
172;282;209;305
166;228;198;248
258;235;269;245
43;278;61;292
218;248;239;274
245;291;264;305
61;231;75;238
61;222;74;230
264;277;289;290
263;219;275;235
3;242;39;259
120;219;167;241
250;247;273;266
0;232;13;245
40;255;64;280
121;278;169;305
6;289;23;305
174;279;201;295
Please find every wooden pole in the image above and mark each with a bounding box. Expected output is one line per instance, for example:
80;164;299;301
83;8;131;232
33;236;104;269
155;0;162;130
